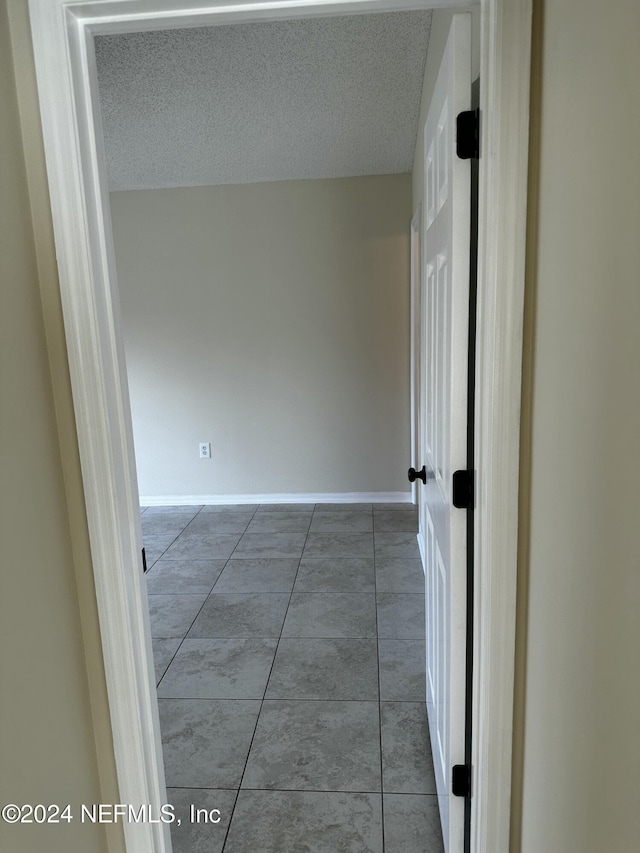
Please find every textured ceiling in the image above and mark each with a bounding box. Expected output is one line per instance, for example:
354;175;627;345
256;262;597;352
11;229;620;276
95;12;432;191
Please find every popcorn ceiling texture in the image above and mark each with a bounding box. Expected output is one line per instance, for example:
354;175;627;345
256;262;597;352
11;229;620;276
95;12;432;191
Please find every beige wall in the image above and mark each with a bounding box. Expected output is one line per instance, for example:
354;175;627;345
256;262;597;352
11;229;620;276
111;176;412;499
512;0;640;851
0;2;122;851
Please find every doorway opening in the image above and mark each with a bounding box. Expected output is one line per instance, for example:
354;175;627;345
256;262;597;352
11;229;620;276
27;0;532;850
99;11;446;849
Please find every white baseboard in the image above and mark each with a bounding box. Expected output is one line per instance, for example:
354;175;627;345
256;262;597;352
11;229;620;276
139;491;412;507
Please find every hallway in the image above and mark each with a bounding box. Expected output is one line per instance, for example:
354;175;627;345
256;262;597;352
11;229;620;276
144;502;443;852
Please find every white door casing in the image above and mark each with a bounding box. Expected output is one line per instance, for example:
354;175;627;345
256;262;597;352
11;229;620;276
419;14;471;852
410;205;422;507
25;1;532;851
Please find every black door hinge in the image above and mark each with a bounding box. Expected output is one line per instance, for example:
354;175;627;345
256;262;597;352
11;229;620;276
452;763;471;798
456;109;480;160
452;470;474;509
142;547;148;574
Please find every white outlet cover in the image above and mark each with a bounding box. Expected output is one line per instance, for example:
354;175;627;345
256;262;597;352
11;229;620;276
199;442;211;458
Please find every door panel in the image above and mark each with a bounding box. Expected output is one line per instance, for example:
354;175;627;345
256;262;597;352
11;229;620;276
410;207;422;507
417;13;472;853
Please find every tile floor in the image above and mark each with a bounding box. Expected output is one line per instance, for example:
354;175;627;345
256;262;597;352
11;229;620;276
143;502;444;853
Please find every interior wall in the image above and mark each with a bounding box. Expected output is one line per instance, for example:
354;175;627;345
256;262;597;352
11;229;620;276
513;0;640;851
110;174;412;500
0;1;122;851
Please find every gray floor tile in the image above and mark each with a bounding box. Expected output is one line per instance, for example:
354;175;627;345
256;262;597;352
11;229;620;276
245;512;312;534
375;558;425;593
143;533;180;564
181;512;254;535
144;506;202;517
231;532;307;559
282;593;377;638
316;503;372;512
144;502;442;852
372;502;413;511
200;504;259;513
188;592;290;638
148;594;207;638
378;640;427;701
377;594;425;640
381;702;436;793
152;638;181;685
162;533;242;561
167;788;236;853
158;698;260;788
257;503;314;513
294;557;375;593
142;515;192;538
213;558;299;593
265;638;379;700
157;638;278;699
383;794;444;853
373;510;419;533
242;699;381;792
224;790;383;853
310;511;374;533
144;550;169;569
374;532;421;559
145;559;226;595
303;533;374;558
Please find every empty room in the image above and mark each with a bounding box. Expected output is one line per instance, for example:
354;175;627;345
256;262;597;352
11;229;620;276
97;9;469;851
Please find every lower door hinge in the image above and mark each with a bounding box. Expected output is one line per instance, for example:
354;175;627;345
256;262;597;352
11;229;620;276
456;109;480;160
452;764;471;798
142;547;148;574
452;470;474;509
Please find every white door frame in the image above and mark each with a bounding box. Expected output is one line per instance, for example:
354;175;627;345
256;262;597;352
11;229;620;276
410;203;422;507
27;1;532;851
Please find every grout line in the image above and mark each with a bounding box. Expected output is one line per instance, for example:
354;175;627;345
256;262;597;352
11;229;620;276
152;569;226;689
151;632;424;643
159;695;434;706
166;784;434;797
372;505;387;853
153;646;180;688
142;507;206;567
222;508;313;851
153;560;238;682
152;630;424;640
266;590;378;595
146;510;214;688
184;504;206;529
156;696;383;703
149;505;262;853
202;509;255;852
218;788;241;851
148;590;223;596
148;503;425;850
149;591;425;600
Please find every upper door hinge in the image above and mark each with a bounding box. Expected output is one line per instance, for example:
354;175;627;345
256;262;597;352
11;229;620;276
456;109;480;160
452;763;471;798
452;470;474;509
142;547;148;574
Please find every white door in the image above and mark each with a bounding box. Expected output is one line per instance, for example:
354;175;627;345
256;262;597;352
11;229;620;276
418;13;472;853
410;205;422;506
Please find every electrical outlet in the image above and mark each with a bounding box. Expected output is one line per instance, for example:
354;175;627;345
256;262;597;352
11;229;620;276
199;442;211;459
